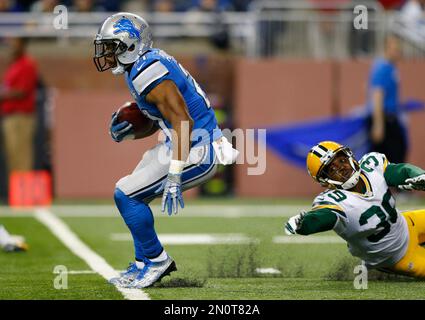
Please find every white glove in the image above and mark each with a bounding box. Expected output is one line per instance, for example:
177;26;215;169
284;210;306;235
398;173;425;191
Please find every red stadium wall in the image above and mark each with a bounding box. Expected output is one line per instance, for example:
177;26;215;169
233;59;333;197
39;58;425;198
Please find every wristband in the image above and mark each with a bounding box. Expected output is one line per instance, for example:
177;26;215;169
169;159;185;175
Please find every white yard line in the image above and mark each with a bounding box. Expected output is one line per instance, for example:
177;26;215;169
255;268;281;274
34;208;149;300
111;233;257;245
273;235;344;244
0;204;302;217
112;233;343;245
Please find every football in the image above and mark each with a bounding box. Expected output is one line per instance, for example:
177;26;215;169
116;102;158;139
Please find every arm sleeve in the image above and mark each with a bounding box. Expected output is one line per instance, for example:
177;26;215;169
384;163;425;187
370;65;387;90
297;208;338;235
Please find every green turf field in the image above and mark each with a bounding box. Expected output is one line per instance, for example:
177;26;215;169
1;199;425;300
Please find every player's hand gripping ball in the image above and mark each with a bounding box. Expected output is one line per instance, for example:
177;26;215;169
110;102;157;142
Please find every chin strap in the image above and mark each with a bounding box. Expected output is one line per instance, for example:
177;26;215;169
341;170;361;189
112;64;125;75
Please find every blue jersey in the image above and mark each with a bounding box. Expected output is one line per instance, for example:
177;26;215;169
367;58;400;115
125;48;222;147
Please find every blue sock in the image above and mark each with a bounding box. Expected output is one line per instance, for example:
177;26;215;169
114;188;163;260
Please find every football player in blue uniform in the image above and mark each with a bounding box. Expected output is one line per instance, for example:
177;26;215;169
0;224;28;252
93;12;238;288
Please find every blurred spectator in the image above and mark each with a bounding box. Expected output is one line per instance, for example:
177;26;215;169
231;0;253;11
97;0;120;11
400;0;425;23
0;0;21;11
366;34;407;163
186;0;231;49
122;0;149;12
189;0;232;11
71;0;104;12
309;0;350;59
378;0;406;10
397;0;425;49
30;0;58;12
149;0;248;12
0;37;38;179
15;0;38;11
153;0;174;12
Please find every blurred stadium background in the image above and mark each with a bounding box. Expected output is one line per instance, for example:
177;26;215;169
0;0;425;202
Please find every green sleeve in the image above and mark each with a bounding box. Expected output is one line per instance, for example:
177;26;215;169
384;163;425;187
297;208;338;235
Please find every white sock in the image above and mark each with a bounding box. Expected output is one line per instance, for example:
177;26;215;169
0;225;12;247
135;260;145;269
149;250;168;262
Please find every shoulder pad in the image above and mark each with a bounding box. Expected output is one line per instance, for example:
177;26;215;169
360;152;388;173
130;56;169;96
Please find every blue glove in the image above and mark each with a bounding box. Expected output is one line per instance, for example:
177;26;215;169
109;112;134;142
160;173;184;215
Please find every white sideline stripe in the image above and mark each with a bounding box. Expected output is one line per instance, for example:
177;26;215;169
1;203;424;217
255;268;281;274
0;204;303;217
273;235;344;244
111;233;256;245
50;205;300;217
34;208;149;300
67;270;97;274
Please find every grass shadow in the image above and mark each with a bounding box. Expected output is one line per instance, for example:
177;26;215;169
155;276;207;288
206;242;274;278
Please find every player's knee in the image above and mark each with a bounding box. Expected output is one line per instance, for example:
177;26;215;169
114;188;129;211
114;187;152;223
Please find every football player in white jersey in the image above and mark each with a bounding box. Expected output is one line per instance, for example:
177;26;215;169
285;141;425;278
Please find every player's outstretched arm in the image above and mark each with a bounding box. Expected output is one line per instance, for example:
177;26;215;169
285;209;337;235
147;80;194;215
384;163;425;191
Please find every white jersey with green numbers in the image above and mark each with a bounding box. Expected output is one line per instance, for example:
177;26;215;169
312;152;409;268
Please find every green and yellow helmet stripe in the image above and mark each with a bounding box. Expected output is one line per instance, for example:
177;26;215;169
306;141;345;182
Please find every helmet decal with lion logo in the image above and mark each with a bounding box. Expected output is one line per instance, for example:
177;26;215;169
113;17;141;40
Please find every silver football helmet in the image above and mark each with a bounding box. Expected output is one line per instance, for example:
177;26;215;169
93;12;153;75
